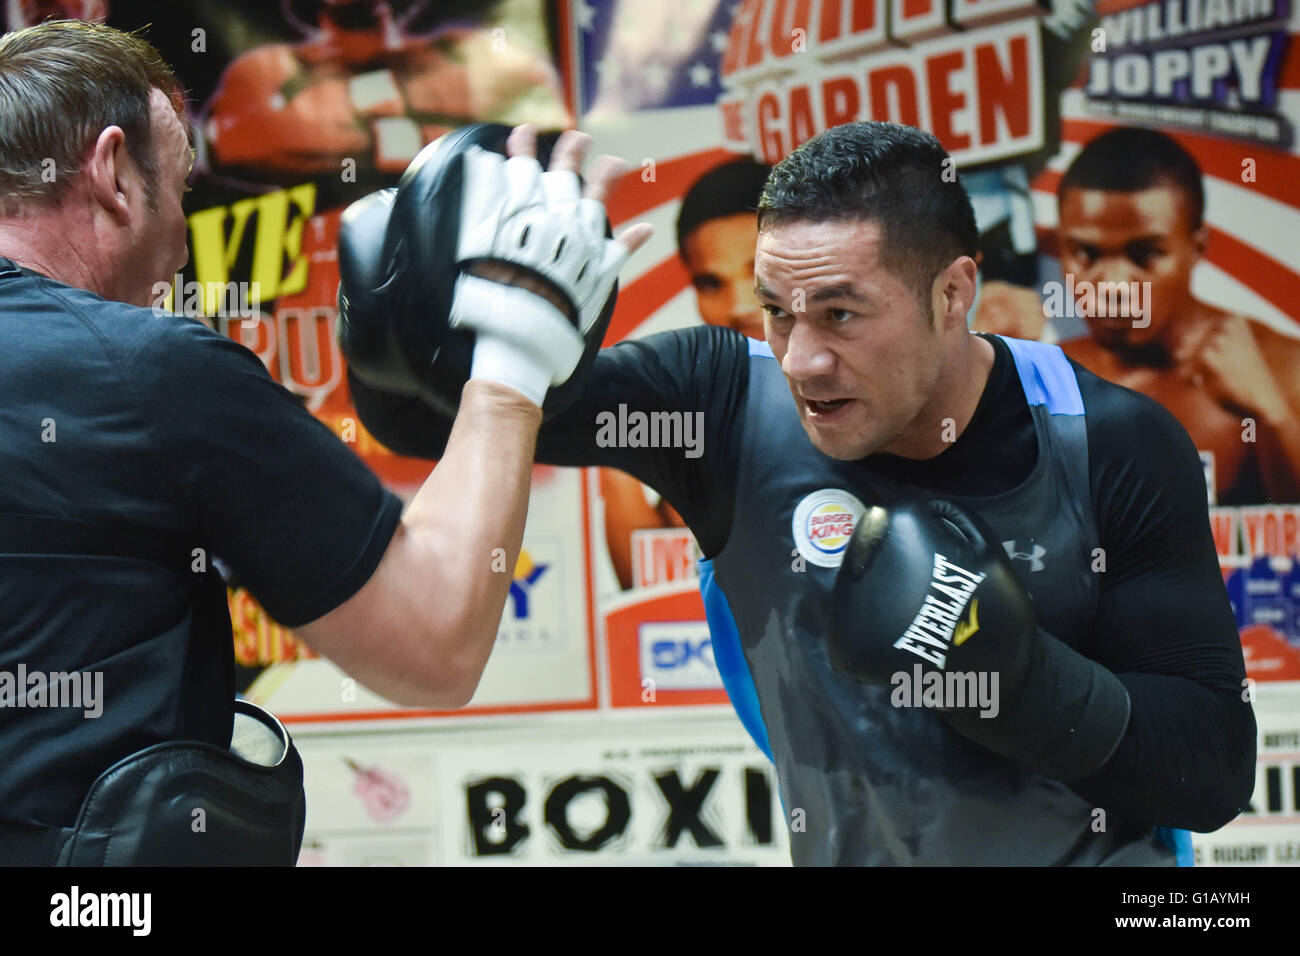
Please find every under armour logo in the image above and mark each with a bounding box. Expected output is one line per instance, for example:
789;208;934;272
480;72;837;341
1002;540;1046;572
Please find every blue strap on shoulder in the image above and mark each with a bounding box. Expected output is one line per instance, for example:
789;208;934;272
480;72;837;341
996;335;1084;415
699;557;773;762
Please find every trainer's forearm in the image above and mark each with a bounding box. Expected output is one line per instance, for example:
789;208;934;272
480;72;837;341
401;379;542;700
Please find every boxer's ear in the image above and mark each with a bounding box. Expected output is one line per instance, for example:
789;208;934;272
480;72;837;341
937;254;977;330
1189;223;1211;258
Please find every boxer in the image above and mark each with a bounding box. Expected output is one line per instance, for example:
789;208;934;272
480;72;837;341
1055;127;1300;505
675;158;771;341
350;120;1256;865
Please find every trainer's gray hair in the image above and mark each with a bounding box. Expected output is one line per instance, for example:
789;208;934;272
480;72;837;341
0;19;187;216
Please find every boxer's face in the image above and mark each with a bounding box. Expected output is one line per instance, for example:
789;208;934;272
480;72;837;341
756;218;948;461
1058;183;1205;349
682;212;765;340
121;88;192;307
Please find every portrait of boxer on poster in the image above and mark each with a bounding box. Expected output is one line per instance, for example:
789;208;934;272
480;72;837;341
598;157;769;591
975;125;1300;506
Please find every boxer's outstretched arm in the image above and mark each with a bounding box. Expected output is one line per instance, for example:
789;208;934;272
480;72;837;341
296;380;540;707
1065;381;1257;832
352;323;752;557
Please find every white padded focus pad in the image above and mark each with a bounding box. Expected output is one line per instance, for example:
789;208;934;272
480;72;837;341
453;146;628;337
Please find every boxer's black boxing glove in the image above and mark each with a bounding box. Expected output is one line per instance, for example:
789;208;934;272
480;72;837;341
828;498;1131;781
827;498;1037;687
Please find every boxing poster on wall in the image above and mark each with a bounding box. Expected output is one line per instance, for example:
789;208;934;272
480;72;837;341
1189;684;1300;865
29;0;1299;862
26;0;600;719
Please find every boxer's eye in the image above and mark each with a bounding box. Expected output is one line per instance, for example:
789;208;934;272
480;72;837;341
1126;242;1161;269
1072;243;1099;266
763;307;794;332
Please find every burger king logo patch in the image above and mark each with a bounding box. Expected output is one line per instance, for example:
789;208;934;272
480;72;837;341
792;489;867;569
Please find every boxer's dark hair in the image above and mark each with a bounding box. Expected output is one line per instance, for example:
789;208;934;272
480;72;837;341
0;20;188;216
1058;127;1204;230
758;122;978;310
676;157;771;257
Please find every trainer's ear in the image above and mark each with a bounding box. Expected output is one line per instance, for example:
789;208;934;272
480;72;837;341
84;125;133;222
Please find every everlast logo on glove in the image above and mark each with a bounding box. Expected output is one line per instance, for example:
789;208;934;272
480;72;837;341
893;554;986;668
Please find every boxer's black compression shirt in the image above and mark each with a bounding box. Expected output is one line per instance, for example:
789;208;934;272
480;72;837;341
357;327;1255;861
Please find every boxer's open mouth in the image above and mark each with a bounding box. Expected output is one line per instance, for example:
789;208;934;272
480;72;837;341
806;398;852;418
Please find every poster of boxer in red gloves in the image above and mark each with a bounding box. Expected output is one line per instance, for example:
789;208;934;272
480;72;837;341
29;1;600;720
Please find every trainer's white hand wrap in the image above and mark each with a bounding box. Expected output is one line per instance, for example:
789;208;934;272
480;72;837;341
449;146;628;407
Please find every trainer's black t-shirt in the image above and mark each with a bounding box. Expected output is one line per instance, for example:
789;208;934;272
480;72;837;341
357;325;1253;834
0;261;403;830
